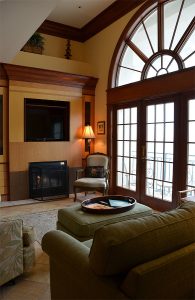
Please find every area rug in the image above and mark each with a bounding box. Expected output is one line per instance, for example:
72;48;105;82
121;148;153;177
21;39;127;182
7;209;58;244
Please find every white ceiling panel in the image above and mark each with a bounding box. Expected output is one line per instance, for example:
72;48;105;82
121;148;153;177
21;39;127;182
47;0;116;28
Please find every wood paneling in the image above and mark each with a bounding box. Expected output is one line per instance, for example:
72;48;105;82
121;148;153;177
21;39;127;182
2;64;98;95
38;20;82;42
0;163;8;196
38;0;146;42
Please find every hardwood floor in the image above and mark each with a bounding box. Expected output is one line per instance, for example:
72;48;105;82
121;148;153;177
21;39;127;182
0;197;75;300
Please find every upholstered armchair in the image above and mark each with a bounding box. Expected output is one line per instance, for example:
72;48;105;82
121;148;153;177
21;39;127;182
73;152;109;201
0;219;35;286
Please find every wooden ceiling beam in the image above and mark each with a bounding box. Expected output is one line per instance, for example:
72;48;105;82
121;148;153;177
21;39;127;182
38;0;146;42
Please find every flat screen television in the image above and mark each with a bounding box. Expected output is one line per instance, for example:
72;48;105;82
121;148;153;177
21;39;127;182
25;99;70;142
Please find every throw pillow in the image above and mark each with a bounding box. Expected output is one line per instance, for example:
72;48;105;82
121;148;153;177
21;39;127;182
85;166;105;178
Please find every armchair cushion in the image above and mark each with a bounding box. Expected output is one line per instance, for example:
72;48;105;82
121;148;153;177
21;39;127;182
0;219;23;286
89;201;195;276
85;166;105;178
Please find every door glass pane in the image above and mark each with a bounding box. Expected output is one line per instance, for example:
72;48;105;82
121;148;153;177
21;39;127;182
189;122;195;142
147;160;154;178
147;124;155;141
145;102;174;201
147;142;154;159
165;103;174;122
117;141;123;156
124;125;130;140
147;105;155;123
131;107;137;123
124;108;130;124
117;125;123;140
124;141;130;156
116;107;137;190
117;109;123;123
156;104;164;122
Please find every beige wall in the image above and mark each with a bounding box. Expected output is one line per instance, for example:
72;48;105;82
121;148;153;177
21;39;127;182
42;34;85;62
83;7;140;153
11;6;141;154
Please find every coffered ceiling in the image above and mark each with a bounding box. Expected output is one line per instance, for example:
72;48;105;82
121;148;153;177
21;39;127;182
38;0;146;42
47;0;116;29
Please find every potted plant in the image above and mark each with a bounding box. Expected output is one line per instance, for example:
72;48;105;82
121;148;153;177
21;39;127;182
22;32;44;54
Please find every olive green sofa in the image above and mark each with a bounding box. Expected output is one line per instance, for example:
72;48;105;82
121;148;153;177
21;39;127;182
42;201;195;300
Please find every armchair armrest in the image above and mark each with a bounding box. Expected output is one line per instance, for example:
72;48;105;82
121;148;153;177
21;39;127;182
42;230;126;299
76;168;85;179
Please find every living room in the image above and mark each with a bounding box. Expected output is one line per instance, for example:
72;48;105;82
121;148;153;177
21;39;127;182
0;0;195;299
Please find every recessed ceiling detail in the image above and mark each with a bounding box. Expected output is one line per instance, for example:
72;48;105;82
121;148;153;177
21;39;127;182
47;0;116;29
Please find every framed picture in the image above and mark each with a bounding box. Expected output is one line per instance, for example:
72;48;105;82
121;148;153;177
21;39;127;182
97;121;105;135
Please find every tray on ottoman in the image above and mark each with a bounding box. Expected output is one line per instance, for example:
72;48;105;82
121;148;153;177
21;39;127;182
81;195;136;214
57;200;153;241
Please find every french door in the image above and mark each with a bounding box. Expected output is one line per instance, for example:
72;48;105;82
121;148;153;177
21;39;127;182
114;93;195;210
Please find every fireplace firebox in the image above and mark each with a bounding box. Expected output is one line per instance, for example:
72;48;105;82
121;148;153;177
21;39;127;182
29;161;69;200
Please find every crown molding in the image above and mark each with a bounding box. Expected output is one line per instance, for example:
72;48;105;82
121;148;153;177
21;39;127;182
38;0;146;42
1;64;98;95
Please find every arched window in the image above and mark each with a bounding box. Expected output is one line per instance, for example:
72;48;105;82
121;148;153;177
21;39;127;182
115;0;195;87
107;0;195;211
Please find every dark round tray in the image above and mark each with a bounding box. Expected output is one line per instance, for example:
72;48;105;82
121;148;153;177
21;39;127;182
81;195;136;214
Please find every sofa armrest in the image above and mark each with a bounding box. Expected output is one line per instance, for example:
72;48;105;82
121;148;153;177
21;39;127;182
42;230;127;300
0;219;24;286
121;243;195;300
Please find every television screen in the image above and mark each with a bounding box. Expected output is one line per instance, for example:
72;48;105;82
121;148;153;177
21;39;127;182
25;99;70;142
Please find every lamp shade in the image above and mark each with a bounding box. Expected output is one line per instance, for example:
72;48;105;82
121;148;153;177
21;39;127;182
82;125;95;139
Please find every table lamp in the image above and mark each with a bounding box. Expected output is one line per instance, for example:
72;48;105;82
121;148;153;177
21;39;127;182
82;125;95;153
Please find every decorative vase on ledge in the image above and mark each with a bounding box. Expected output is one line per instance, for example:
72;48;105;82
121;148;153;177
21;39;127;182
22;32;44;54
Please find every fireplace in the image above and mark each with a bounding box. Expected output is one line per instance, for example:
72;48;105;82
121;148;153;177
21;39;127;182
29;161;69;200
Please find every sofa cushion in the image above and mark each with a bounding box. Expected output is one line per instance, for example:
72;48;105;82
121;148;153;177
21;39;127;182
89;201;195;276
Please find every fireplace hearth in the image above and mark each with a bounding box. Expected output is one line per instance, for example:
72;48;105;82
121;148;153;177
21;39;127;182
29;161;69;200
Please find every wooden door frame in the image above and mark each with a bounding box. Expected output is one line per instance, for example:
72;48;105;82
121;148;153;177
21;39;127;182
107;68;195;211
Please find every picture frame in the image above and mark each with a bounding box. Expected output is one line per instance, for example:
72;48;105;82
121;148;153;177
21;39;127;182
97;121;105;135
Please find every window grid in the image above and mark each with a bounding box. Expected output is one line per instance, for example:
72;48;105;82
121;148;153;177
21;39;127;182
187;99;195;189
145;103;174;201
116;108;137;191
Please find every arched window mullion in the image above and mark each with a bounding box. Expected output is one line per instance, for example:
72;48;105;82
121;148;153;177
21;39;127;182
126;40;148;64
112;0;195;88
169;0;185;50
183;50;195;62
174;17;195;54
158;2;164;52
166;57;175;70
119;65;142;74
142;20;155;54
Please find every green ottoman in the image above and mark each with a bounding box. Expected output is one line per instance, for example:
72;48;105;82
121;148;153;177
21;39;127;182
57;202;153;241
